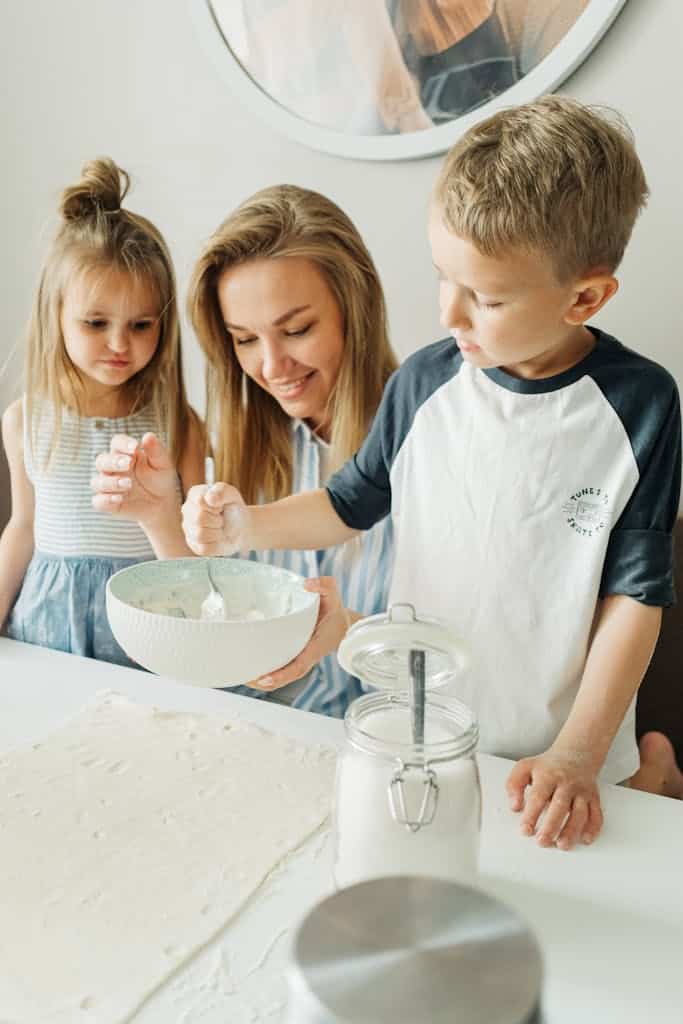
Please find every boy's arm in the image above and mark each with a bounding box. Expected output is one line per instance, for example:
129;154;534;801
0;401;35;627
507;594;661;849
182;485;357;556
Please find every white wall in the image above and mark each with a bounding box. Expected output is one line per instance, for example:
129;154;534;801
2;0;682;529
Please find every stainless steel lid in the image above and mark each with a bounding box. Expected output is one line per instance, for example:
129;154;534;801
286;876;543;1024
337;604;468;692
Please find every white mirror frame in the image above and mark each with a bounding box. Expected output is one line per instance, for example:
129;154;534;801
191;0;629;162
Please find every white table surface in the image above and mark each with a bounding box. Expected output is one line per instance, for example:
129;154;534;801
1;637;682;1023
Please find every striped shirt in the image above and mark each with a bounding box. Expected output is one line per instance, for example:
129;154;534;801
23;397;169;559
245;419;394;719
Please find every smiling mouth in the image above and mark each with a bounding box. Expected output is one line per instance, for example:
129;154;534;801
272;371;315;396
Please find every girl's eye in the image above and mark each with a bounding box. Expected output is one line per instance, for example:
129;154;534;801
235;336;256;345
475;297;502;309
285;324;312;337
131;320;155;332
85;319;107;329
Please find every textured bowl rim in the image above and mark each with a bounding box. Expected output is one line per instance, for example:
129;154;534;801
106;557;319;626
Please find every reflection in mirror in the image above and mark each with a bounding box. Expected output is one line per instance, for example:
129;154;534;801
209;0;590;137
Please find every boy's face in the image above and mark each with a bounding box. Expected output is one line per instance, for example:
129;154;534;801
428;209;605;379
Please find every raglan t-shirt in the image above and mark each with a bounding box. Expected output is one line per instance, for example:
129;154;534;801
326;328;682;783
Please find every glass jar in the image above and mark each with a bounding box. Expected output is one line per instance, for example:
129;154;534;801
334;605;481;889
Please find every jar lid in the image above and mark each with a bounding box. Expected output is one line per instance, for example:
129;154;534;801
338;603;467;691
286;876;543;1024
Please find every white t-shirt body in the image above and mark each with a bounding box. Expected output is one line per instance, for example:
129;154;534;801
327;330;681;783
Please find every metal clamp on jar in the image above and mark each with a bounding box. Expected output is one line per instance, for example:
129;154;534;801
334;604;481;888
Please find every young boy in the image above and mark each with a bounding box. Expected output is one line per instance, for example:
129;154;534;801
183;96;682;849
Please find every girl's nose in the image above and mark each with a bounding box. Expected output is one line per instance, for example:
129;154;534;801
107;326;130;353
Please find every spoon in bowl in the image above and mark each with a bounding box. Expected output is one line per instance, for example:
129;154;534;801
200;456;227;621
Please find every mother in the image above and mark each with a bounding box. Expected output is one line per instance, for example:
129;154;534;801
92;185;398;716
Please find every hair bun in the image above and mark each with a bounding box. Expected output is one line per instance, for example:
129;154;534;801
59;157;130;222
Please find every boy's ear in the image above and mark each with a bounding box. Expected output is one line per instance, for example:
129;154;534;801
564;272;619;325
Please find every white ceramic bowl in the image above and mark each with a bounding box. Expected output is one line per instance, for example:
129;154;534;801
106;558;319;687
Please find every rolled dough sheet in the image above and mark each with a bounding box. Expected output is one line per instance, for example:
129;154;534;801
0;692;336;1023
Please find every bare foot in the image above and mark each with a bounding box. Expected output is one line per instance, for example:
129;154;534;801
630;732;683;799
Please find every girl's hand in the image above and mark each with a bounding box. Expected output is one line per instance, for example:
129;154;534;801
182;482;246;556
248;577;355;691
91;432;179;527
506;748;604;851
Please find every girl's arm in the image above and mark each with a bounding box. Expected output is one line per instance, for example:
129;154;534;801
0;400;35;628
91;416;206;560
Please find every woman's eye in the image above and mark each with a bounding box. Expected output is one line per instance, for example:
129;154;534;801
235;336;256;345
285;324;312;337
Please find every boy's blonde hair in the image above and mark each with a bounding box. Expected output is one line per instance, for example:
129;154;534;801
188;184;398;504
26;157;196;465
434;95;649;281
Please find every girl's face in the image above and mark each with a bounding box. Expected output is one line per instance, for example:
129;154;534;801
217;256;345;440
60;267;162;401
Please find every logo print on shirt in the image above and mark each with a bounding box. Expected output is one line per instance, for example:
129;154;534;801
562;488;610;537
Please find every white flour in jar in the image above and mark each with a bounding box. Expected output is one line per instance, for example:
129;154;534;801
334;705;481;888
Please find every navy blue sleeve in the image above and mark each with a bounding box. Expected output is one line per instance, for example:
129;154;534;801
326;339;461;531
597;355;682;606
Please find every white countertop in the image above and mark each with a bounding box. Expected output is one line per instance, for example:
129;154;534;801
1;637;682;1023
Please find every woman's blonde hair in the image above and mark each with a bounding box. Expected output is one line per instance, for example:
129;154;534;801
26;157;196;465
188;184;398;503
434;95;649;282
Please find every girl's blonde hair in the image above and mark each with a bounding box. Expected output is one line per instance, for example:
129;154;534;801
188;185;398;503
26;157;196;465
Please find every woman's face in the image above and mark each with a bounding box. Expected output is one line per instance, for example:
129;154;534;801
217;256;345;440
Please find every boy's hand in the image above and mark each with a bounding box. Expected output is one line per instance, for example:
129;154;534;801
506;748;603;851
182;482;246;556
91;432;179;526
249;577;356;691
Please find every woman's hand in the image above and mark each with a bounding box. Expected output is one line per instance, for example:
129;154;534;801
248;577;358;691
91;432;179;527
182;481;247;556
506;747;604;851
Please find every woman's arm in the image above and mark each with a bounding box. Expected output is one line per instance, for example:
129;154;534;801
247;577;363;691
0;400;35;627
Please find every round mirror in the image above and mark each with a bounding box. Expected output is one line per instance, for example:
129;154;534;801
193;0;629;160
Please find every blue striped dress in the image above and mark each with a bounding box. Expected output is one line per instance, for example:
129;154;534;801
236;419;394;718
5;398;173;667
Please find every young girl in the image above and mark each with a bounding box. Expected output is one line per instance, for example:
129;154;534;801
0;158;204;666
92;184;398;714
